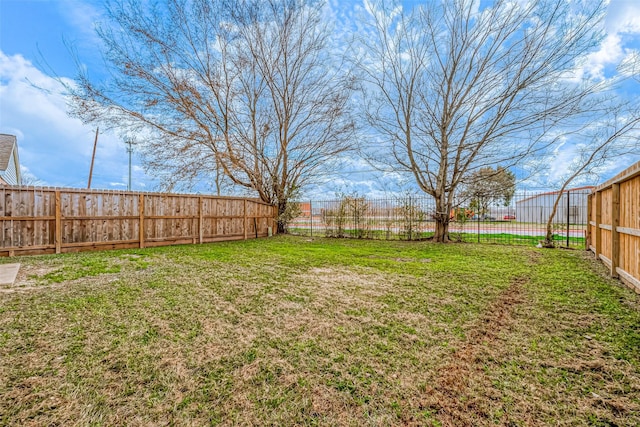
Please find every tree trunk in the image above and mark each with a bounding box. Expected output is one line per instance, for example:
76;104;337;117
433;194;451;243
543;190;566;247
277;200;288;234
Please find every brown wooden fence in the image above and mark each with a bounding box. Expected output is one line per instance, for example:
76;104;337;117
587;161;640;293
0;187;277;257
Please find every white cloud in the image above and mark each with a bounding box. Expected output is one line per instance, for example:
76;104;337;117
0;50;151;189
519;130;640;191
578;0;640;80
583;33;625;80
55;0;104;47
605;0;640;35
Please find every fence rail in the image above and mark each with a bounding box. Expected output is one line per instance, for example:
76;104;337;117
588;161;640;293
291;190;591;248
0;186;277;256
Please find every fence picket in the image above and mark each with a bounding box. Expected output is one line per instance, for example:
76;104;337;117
588;161;640;292
0;187;275;257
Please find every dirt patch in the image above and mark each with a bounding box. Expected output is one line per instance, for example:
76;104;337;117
420;276;528;426
10;265;57;287
526;250;542;265
0;269;135;294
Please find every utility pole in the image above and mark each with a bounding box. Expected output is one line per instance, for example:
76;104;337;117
87;128;99;189
126;140;134;191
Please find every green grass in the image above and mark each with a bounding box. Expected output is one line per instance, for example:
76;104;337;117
290;227;586;248
0;236;638;426
451;232;586;247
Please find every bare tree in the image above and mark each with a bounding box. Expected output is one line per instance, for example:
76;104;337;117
67;0;355;232
541;104;640;247
19;166;43;187
143;145;234;195
358;0;610;242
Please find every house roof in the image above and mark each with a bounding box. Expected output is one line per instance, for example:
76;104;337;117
0;134;17;172
516;186;595;204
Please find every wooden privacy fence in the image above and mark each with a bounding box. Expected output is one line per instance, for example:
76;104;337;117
0;187;277;257
587;161;640;293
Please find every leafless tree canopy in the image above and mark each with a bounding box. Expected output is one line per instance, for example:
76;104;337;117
358;0;613;241
67;0;640;239
68;0;356;231
541;101;640;246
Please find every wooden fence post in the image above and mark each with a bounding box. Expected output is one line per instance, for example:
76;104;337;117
274;205;278;234
199;196;204;244
55;190;62;254
595;190;602;260
244;199;248;240
139;194;145;249
611;183;620;278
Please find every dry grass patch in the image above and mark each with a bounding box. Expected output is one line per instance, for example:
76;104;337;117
0;236;638;426
419;276;528;426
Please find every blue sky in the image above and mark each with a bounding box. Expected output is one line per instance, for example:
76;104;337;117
1;0;640;196
0;0;148;190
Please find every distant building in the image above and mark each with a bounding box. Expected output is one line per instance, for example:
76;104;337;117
0;134;21;186
515;186;594;224
298;202;311;217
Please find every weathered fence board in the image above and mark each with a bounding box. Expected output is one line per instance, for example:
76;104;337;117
0;187;276;257
588;161;640;293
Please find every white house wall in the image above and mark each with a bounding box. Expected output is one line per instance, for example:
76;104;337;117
1;150;18;185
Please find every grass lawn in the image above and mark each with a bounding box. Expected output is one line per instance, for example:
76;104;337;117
1;236;638;426
290;228;586;249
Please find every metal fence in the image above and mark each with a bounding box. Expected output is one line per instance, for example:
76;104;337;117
289;189;591;248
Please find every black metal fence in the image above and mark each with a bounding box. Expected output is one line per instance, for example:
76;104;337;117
289;189;591;248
